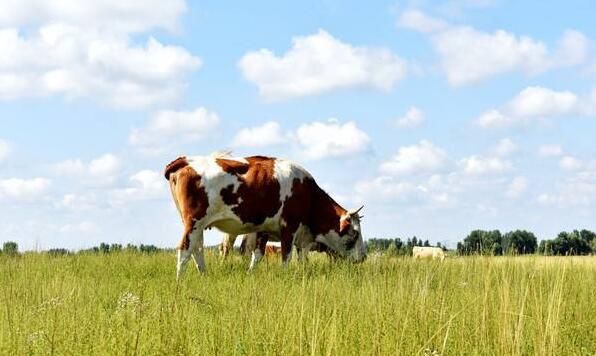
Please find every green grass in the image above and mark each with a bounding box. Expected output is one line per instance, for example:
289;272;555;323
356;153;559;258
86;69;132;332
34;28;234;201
1;252;594;355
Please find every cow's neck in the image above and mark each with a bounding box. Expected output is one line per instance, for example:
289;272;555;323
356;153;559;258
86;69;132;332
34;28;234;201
310;182;347;235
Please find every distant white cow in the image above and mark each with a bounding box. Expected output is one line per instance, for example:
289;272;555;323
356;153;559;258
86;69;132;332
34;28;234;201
412;246;445;261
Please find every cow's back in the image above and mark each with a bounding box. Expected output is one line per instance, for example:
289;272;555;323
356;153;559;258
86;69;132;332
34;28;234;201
186;155;313;230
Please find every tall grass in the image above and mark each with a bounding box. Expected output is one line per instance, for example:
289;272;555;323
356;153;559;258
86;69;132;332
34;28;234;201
1;252;594;355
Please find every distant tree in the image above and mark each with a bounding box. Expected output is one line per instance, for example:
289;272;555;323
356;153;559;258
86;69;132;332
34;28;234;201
2;241;19;256
540;231;592;255
579;229;596;244
48;248;71;256
423;240;430;247
139;244;159;253
386;243;397;256
125;244;139;252
502;230;537;254
99;242;110;253
110;243;122;252
457;230;502;255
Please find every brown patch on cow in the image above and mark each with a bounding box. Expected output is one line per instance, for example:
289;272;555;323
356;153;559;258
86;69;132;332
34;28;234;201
215;158;249;175
172;166;208;250
217;156;281;226
164;156;188;180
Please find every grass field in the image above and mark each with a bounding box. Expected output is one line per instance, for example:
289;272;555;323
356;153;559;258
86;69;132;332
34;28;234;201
1;252;594;355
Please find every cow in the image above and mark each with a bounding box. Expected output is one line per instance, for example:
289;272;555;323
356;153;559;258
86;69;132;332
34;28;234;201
223;231;336;266
165;153;366;279
264;244;281;257
412;246;445;261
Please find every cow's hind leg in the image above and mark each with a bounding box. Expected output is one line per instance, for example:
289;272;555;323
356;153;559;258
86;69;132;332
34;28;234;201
176;222;194;280
248;233;267;271
219;233;237;258
177;221;206;279
191;229;206;273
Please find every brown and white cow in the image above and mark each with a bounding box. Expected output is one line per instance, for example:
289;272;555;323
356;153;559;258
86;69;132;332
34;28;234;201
165;153;366;278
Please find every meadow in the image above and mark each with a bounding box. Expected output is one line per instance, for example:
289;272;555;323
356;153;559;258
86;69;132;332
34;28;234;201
1;252;594;355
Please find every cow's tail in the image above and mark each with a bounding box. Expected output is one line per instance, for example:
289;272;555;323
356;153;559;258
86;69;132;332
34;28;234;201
164;157;188;220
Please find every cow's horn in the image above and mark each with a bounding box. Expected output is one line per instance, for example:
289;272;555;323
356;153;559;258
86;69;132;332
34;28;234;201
349;205;364;216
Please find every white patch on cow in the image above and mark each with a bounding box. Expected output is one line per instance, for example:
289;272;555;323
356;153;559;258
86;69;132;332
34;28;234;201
274;159;311;202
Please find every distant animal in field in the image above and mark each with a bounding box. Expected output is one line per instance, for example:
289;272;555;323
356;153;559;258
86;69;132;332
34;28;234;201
221;232;337;262
165;153;366;279
412;246;445;261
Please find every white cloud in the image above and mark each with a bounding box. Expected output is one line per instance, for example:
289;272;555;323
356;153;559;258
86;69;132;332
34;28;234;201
538;169;596;207
506;177;527;198
0;0;187;33
238;30;407;101
380;140;448;175
59;221;99;234
0;139;11;160
55;193;99;211
538;144;563;157
354;176;422;203
434;27;549;86
507;86;578;118
476;109;513;128
88;154;120;177
129;107;220;153
0;24;201;108
395;106;425;128
396;10;447;33
553;30;590;67
295;119;370;160
130;170;165;190
493;138;518;157
354;174;455;206
459;156;512;175
475;86;593;128
399;10;591;86
231;121;289;148
53;153;121;183
0;177;51;201
559;156;583;171
110;170;167;205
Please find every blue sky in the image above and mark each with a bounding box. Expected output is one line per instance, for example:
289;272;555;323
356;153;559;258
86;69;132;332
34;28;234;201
1;0;595;250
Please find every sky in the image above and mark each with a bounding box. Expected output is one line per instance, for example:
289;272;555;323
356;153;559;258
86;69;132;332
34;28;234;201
1;0;595;250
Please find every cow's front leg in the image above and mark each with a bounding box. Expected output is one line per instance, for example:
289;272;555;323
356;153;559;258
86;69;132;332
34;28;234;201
191;229;206;273
280;229;294;266
219;233;237;258
296;245;311;263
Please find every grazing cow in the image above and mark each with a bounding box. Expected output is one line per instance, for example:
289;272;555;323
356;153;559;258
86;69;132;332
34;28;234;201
412;246;445;261
264;244;281;257
165;153;366;278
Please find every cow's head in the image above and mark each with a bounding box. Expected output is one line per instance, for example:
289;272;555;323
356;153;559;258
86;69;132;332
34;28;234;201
316;205;366;262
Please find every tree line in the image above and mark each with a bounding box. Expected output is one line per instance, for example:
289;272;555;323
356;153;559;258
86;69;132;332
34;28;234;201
366;237;446;256
0;242;168;256
2;229;595;256
366;228;595;256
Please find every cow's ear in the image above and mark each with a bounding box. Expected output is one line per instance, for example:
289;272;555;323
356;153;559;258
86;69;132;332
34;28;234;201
339;216;351;233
